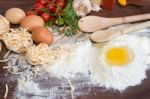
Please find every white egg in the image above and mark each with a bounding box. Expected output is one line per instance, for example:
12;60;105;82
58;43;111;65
91;34;150;91
5;8;26;24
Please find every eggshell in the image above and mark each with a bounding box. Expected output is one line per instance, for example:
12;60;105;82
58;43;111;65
5;8;26;24
20;15;44;31
31;27;53;45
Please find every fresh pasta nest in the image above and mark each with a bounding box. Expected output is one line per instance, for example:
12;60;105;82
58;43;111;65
26;43;52;66
2;27;33;53
26;43;71;69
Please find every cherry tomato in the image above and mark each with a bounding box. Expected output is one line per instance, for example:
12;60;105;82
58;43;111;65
34;3;44;10
48;0;53;3
41;13;50;22
47;3;56;13
37;0;47;5
56;0;65;7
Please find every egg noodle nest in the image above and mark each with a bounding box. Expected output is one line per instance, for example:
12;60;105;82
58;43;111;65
26;43;74;68
2;27;33;53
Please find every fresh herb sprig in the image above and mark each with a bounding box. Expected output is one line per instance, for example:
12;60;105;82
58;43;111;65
60;0;79;36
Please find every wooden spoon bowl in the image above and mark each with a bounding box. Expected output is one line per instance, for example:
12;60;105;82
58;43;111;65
90;21;150;43
78;14;150;32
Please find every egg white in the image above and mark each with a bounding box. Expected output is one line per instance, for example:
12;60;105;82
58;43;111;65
91;34;150;91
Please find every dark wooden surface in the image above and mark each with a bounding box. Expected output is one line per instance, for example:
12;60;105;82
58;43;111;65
0;0;150;99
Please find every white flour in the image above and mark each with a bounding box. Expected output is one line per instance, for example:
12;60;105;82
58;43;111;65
90;29;150;91
50;40;92;78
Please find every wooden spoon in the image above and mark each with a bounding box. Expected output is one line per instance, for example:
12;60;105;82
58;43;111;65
78;13;150;32
91;21;150;43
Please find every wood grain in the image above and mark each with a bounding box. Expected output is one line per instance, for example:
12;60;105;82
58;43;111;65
0;0;150;99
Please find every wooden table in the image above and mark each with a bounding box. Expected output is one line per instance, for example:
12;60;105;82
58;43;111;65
0;0;150;99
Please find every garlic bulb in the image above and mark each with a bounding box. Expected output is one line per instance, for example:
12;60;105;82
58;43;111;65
90;0;101;12
0;15;10;36
73;0;101;17
73;0;92;17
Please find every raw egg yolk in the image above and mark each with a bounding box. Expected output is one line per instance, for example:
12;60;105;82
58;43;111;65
105;47;132;66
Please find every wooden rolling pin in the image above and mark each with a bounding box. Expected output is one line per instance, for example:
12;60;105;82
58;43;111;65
78;13;150;32
90;21;150;43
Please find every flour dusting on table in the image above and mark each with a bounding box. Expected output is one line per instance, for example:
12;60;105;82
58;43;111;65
4;28;150;98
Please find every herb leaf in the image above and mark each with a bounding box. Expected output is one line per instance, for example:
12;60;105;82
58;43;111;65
58;15;65;26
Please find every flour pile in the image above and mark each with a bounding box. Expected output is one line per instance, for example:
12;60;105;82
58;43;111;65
50;40;92;78
91;34;150;91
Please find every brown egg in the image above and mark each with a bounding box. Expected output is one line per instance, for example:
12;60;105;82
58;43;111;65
20;15;44;31
31;27;53;45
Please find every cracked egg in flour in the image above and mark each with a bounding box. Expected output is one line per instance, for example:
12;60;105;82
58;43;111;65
90;34;150;91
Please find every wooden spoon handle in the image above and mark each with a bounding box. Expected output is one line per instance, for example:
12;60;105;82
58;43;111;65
123;21;150;34
123;13;150;23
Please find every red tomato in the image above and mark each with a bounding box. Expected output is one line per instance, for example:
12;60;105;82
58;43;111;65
34;3;44;10
37;0;47;5
47;3;56;13
48;0;53;3
41;13;50;22
56;0;65;7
